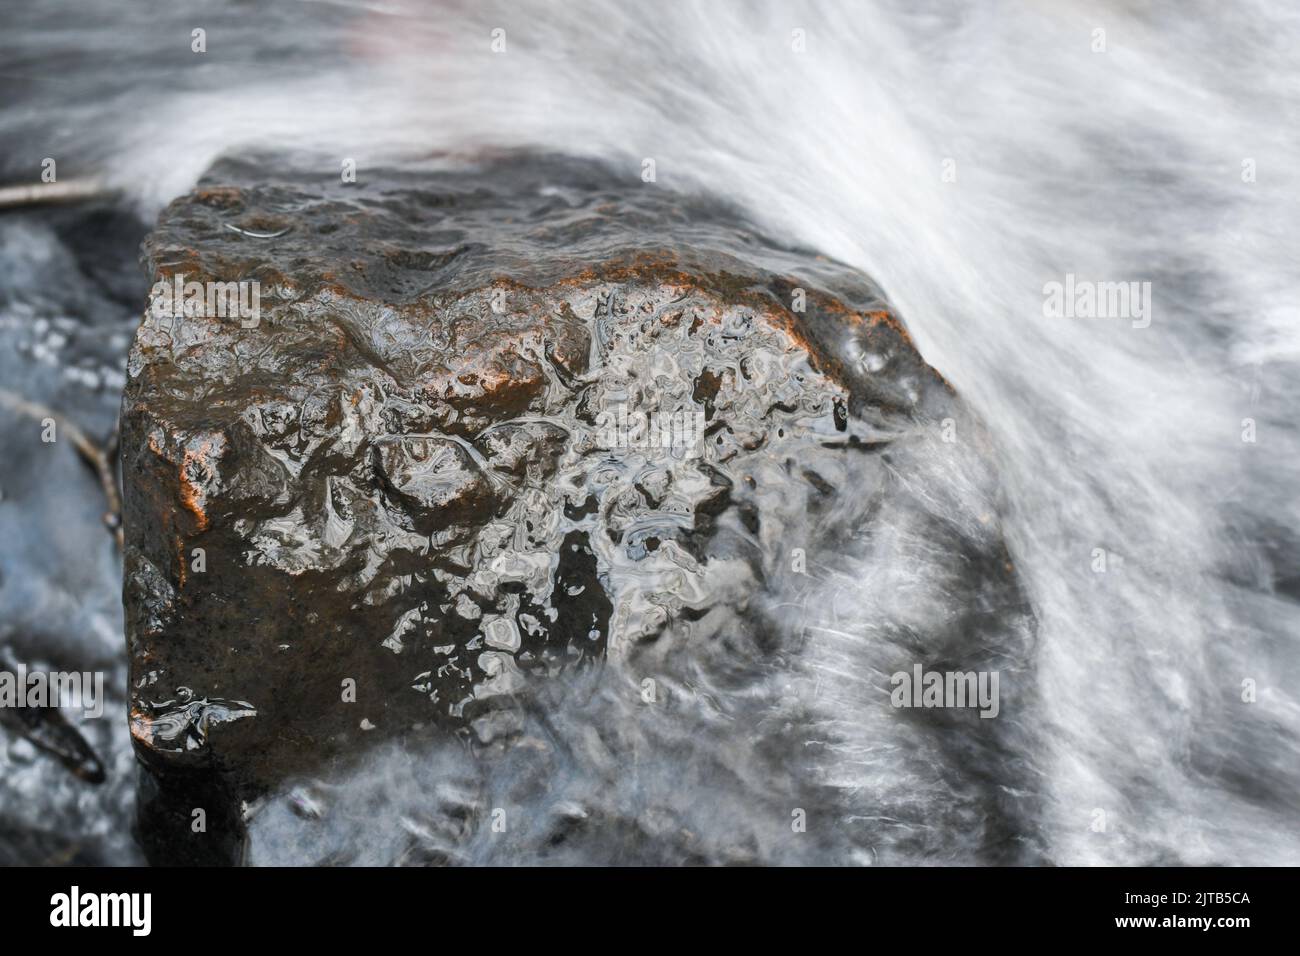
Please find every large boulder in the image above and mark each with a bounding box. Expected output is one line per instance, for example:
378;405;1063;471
122;154;1033;864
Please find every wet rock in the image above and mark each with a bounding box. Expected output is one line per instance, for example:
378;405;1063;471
0;681;105;785
0;202;147;865
122;153;1029;863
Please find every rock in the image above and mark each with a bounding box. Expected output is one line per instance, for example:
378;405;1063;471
0;203;147;866
122;153;1029;863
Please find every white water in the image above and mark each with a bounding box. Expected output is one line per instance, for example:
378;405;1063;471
3;0;1297;864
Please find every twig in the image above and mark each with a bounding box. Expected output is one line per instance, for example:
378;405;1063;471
0;388;123;549
0;178;114;210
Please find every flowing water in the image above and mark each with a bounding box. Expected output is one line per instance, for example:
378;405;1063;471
1;0;1297;865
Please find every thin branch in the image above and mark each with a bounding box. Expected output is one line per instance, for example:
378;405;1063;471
0;178;114;210
0;388;123;550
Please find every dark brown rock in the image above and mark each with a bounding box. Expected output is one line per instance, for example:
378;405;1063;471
122;153;1025;863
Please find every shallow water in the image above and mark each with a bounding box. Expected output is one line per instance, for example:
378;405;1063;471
1;0;1297;865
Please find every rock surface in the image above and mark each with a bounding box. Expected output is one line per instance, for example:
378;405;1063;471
122;153;1033;863
0;202;146;865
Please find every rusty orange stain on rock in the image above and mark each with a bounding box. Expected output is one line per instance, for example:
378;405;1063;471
176;534;188;588
179;438;217;531
128;708;155;746
862;309;917;348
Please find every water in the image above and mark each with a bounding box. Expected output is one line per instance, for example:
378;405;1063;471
1;0;1297;865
